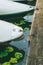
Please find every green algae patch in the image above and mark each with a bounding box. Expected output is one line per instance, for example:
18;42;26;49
10;57;18;63
0;64;1;65
20;20;26;25
2;62;10;65
6;46;14;52
0;51;8;58
15;52;23;59
24;27;29;31
0;45;25;65
15;20;26;26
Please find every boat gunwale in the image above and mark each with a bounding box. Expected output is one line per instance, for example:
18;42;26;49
0;34;24;45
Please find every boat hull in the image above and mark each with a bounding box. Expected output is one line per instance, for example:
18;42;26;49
0;0;35;20
0;20;24;44
0;10;34;21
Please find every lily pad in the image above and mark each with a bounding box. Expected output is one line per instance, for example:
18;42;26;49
15;52;23;59
0;51;8;58
6;46;14;52
2;62;10;65
10;57;18;63
0;64;1;65
24;27;29;31
20;20;26;25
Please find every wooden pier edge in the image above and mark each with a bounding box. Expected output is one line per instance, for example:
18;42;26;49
26;0;43;65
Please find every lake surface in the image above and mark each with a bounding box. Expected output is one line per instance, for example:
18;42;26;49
9;11;34;65
0;1;36;65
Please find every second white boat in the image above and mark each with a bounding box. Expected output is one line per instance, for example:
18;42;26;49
0;20;24;43
0;0;34;20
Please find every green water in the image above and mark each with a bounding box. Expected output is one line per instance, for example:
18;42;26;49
0;1;36;65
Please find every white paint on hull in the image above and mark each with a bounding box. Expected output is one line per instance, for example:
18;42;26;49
0;0;34;15
0;20;23;43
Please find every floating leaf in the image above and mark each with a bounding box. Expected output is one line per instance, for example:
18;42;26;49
24;27;29;31
0;51;8;58
2;62;10;65
0;63;1;65
15;52;23;59
6;46;14;52
10;57;18;63
20;20;25;25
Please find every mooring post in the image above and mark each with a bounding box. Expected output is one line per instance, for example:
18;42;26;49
26;0;43;65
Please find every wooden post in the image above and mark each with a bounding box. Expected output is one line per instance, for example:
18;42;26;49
26;0;43;65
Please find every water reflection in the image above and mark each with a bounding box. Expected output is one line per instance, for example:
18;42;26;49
23;15;33;22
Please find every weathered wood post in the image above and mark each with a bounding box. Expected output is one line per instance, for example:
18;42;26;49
26;0;43;65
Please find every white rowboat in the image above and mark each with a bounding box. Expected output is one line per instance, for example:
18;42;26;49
0;0;34;16
0;20;24;43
